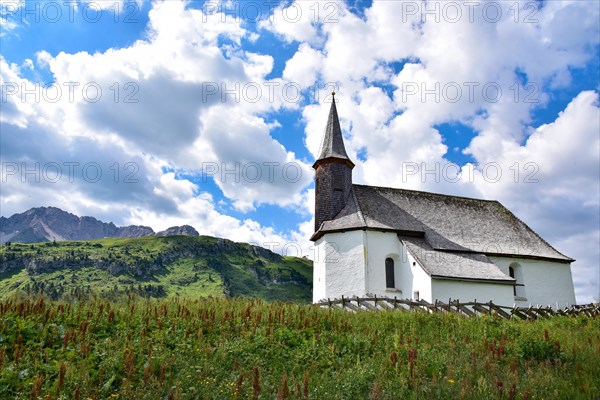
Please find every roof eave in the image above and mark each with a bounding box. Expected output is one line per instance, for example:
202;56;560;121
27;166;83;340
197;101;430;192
400;242;575;264
311;227;424;242
422;248;574;263
482;252;574;264
431;275;516;285
312;157;355;169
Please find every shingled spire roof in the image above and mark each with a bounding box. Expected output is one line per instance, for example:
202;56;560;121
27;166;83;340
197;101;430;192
313;93;354;168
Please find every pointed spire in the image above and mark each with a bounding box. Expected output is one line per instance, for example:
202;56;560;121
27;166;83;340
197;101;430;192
313;92;354;168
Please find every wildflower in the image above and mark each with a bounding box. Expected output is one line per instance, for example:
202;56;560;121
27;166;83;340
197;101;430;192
448;379;455;384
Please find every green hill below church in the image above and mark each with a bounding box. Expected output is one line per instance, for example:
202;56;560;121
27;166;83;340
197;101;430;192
0;236;312;302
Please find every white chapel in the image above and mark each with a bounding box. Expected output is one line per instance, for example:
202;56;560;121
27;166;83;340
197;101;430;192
311;95;576;309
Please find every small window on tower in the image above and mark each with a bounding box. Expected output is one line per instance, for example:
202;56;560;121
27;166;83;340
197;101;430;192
333;174;344;191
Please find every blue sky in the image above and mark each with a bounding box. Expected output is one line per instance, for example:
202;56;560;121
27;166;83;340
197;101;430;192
1;0;599;303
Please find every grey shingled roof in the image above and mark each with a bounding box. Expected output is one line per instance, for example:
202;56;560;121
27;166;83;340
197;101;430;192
313;97;354;166
402;236;514;282
314;184;572;263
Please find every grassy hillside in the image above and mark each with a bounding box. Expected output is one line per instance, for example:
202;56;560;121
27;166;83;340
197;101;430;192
0;236;312;302
0;297;598;399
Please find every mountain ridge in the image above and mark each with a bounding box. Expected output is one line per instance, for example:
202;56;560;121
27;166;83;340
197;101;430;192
0;206;198;243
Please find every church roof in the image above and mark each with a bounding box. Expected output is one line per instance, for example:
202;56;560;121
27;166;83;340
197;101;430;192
313;95;354;168
312;184;573;263
401;237;514;283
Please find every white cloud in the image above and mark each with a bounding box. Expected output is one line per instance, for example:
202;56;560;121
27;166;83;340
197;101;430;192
0;0;24;35
31;0;311;209
283;43;323;88
0;57;36;128
243;52;274;80
190;103;312;211
259;1;330;46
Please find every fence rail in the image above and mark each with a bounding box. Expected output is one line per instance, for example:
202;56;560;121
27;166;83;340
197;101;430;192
316;296;600;320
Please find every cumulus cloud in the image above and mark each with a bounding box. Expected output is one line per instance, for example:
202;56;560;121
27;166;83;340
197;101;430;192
11;0;310;205
0;0;24;35
190;103;312;211
283;43;323;88
259;0;333;46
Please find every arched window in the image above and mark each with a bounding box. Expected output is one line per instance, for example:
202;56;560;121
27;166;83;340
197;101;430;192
385;258;395;288
509;262;526;298
509;266;516;296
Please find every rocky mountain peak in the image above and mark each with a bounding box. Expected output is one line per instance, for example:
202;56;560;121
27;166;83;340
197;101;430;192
1;207;200;243
155;225;199;237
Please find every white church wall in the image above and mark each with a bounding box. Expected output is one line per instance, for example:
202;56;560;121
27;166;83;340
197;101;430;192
363;231;433;301
405;251;433;302
312;237;327;303
313;231;366;303
432;279;514;306
364;231;403;297
490;256;576;309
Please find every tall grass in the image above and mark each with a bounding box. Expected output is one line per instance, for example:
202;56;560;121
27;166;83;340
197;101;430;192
0;296;598;399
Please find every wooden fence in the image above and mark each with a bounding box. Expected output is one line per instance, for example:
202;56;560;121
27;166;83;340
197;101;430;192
316;296;600;320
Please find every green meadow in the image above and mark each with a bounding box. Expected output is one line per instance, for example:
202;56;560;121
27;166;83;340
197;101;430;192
0;297;598;399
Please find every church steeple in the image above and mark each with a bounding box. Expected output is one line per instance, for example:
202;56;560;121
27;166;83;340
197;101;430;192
313;93;354;232
313;93;354;169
